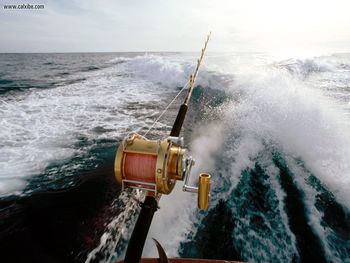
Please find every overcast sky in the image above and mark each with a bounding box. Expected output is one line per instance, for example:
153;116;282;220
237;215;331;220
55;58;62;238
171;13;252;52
1;0;350;54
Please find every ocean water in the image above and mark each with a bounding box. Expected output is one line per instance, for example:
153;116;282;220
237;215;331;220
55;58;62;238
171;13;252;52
0;52;349;263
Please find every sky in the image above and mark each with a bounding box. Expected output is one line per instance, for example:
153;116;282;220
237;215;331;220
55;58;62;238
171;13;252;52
1;0;350;54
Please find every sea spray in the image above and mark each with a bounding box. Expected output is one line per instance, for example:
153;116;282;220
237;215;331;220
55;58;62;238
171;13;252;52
143;122;225;257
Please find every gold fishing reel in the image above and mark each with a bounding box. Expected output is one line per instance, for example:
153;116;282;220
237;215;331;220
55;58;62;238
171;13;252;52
114;133;211;210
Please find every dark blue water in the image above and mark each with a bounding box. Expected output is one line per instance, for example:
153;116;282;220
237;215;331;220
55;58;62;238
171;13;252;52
0;53;107;94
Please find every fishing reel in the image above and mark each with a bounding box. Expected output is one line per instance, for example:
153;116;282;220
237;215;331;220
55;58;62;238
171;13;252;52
114;133;210;210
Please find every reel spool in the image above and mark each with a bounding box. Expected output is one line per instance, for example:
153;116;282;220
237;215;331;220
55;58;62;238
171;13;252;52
114;133;211;210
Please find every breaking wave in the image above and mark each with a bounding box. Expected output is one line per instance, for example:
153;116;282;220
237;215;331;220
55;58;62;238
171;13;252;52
138;54;350;262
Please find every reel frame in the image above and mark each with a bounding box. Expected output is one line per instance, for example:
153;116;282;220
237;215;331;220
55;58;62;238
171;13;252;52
114;133;210;209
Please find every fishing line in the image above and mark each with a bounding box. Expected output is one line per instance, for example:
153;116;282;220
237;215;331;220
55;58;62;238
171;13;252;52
142;32;211;137
142;80;190;137
130;32;211;138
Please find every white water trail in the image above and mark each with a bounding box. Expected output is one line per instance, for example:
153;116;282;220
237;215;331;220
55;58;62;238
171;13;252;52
85;190;143;263
222;64;350;208
284;156;344;262
0;62;160;196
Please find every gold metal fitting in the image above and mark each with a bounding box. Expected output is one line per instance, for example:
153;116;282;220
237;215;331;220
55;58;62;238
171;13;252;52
198;173;211;210
114;134;186;195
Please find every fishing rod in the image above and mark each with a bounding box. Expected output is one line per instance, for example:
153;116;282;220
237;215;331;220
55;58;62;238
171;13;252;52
114;33;211;263
170;33;211;137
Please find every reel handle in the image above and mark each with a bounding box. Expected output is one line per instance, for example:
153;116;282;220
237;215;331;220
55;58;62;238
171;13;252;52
182;157;211;210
